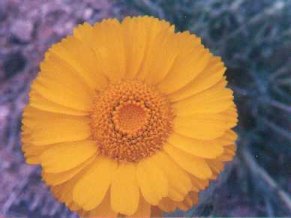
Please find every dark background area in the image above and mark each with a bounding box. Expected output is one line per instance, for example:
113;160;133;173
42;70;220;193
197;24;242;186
0;0;290;217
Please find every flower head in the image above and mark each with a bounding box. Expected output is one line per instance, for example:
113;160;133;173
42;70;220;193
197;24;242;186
22;16;237;217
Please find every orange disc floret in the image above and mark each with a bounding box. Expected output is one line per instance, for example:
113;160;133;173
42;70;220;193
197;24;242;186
90;81;173;162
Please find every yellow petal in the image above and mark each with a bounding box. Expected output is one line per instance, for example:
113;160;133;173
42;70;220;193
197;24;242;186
218;144;236;161
176;199;193;211
23;107;91;145
29;90;88;116
88;191;117;218
191;176;209;192
51;173;81;207
73;23;95;47
158;198;177;212
151;207;163;217
169;56;225;102
191;176;209;191
48;36;108;91
128;196;151;218
176;192;199;211
90;19;126;81
137;156;168;205
122;16;174;80
73;157;117;210
221;106;238;126
218;130;238;146
32;77;92;112
207;160;224;178
164;144;212;179
111;163;139;215
172;79;234;115
152;152;192;201
168;133;223;158
158;38;211;94
146;32;201;85
70;202;82;212
174;110;237;140
42;156;95;185
133;20;178;82
159;192;198;213
32;51;95;111
25;156;39;164
40;140;97;173
22;143;50;164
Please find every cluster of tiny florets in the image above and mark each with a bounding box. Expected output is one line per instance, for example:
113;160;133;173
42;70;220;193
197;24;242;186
90;81;173;162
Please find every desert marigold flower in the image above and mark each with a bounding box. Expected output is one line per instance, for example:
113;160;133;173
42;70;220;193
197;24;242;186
22;16;238;217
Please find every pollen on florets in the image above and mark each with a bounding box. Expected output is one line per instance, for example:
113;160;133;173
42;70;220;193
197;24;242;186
90;81;173;162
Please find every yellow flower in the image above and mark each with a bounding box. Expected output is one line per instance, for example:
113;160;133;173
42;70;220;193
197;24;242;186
22;16;238;217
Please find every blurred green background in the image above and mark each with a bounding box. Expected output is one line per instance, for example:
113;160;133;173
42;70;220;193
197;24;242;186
0;0;290;217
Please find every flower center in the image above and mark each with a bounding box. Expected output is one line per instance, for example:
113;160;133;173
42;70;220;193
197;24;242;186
90;81;173;162
113;102;149;134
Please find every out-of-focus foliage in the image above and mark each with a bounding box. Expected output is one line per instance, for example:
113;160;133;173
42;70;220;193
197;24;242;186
0;0;290;217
